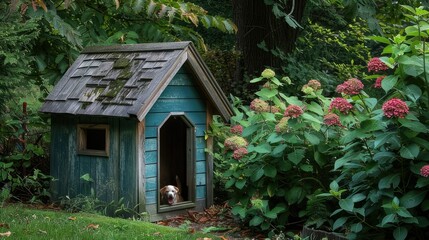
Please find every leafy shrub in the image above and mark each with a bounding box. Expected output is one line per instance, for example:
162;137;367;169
208;71;335;235
0;101;51;204
318;5;429;240
209;5;429;239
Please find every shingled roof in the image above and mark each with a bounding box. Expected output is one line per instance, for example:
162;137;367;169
40;41;232;121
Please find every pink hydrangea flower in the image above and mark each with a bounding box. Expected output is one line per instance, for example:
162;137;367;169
323;113;342;127
307;79;322;90
284;105;303;118
336;78;364;95
230;125;243;135
250;98;269;113
374;76;385;89
233;147;248;160
382;98;409;118
368;57;389;72
420;165;429;177
329;97;353;114
224;136;248;150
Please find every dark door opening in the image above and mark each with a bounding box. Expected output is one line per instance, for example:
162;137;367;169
158;114;195;210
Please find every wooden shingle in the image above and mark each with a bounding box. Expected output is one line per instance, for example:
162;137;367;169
40;42;232;121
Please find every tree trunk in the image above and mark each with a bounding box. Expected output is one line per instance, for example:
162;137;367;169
233;0;307;80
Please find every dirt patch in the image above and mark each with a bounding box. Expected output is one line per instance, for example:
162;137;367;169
156;203;267;239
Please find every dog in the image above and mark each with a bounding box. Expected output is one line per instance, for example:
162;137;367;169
160;175;184;205
160;185;183;205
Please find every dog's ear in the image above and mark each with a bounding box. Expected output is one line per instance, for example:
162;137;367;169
174;186;180;193
160;186;167;194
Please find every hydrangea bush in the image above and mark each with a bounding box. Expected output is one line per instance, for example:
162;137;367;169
208;5;429;240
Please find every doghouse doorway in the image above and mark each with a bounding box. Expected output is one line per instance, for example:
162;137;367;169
158;113;196;212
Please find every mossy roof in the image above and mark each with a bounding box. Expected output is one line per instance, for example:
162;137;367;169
40;42;232;121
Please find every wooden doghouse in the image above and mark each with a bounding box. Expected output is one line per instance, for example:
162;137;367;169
40;42;232;220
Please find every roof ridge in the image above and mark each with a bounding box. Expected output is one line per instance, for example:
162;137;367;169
82;41;191;54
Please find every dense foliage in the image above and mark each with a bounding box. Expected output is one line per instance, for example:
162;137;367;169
209;5;429;239
0;0;235;205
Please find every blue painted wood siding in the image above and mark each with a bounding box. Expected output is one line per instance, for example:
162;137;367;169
144;68;207;205
50;115;138;208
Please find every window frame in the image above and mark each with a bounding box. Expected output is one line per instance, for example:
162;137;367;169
77;124;110;157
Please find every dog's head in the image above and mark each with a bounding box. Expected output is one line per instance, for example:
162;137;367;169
160;185;180;205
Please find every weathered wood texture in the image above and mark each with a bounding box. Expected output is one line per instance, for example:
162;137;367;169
40;42;232;122
45;42;229;220
144;67;208;220
50;115;138;207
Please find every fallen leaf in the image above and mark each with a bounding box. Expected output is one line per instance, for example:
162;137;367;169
198;216;209;223
0;223;9;229
68;216;77;221
86;224;99;230
219;236;228;240
0;231;11;237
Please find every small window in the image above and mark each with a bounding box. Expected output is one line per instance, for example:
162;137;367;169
77;124;109;156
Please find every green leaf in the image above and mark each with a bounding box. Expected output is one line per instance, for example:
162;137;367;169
364;98;378;110
256;88;278;99
360;119;385;132
80;173;93;182
367;35;391;44
351;193;366;203
330;180;339;192
301;113;322;124
399;144;420;159
304;132;320;145
288;149;305;165
350;222;363;233
300;164;313;172
267;133;284;144
264;165;277;178
235;179;246;189
339;198;354;212
249;215;264;226
400;190;427;209
307;102;324;115
374;132;396;149
378;173;401;189
242;124;260;137
271;144;287;157
286;186;305;204
225;178;235;188
398;118;427;133
393;226;408;240
231;205;246;219
397;55;424;77
254;143;272;154
397;208;413;218
333;217;348;230
251;168;264;182
404;84;422;103
381;213;397;227
381;75;398;93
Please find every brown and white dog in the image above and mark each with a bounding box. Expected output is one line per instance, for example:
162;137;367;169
160;185;183;205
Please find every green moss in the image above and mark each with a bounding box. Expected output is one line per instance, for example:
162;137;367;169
113;58;130;69
105;79;125;98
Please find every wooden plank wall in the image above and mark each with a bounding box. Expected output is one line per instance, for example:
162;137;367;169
144;67;208;212
50;115;138;209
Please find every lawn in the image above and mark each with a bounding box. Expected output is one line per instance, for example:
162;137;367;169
0;204;218;239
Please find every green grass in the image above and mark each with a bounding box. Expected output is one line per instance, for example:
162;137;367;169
0;204;217;240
